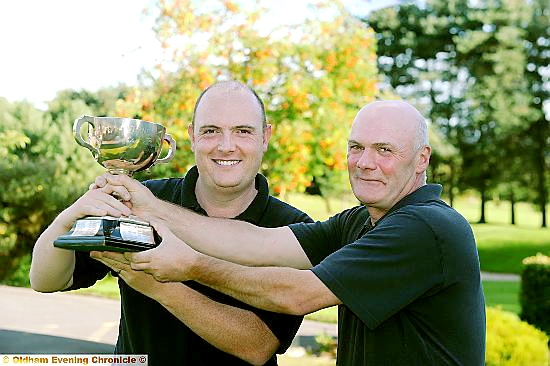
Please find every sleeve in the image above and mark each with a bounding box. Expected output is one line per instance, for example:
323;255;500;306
289;215;347;266
311;210;445;329
66;251;111;291
254;310;303;353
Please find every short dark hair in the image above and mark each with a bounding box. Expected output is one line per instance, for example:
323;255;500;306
191;80;267;128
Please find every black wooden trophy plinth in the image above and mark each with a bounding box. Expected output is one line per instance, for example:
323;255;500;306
54;216;160;252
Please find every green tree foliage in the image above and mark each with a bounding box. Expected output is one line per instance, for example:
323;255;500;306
1;99;48;277
0;98;82;278
368;0;548;226
0;87;126;281
521;0;549;227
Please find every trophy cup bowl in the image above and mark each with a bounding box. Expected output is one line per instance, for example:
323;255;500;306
54;115;176;252
73;115;176;175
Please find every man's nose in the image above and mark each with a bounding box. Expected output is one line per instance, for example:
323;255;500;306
356;149;376;170
217;133;236;152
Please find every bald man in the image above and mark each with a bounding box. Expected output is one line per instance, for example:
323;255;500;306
94;100;486;365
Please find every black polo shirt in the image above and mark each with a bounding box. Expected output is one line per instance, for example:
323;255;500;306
70;166;312;365
289;184;486;365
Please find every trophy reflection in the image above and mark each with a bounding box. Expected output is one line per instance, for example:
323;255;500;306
54;115;176;252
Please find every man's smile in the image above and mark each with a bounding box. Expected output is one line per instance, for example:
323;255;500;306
213;159;241;166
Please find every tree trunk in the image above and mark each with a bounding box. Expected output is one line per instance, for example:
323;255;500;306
542;203;547;229
322;196;332;214
478;188;487;224
534;118;548;228
449;163;455;207
510;190;516;225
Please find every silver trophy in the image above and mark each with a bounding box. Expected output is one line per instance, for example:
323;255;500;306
54;115;176;252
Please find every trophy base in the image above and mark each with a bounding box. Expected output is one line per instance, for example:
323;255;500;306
54;216;160;252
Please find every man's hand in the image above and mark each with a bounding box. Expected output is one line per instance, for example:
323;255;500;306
59;188;132;230
93;173;158;220
124;222;200;283
90;251;164;298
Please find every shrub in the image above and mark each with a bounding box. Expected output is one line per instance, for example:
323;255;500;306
486;306;549;366
520;253;550;335
313;332;337;358
1;253;31;287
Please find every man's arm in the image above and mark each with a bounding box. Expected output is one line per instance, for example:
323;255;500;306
91;251;281;365
157;283;280;365
193;255;341;316
96;174;312;269
29;188;131;292
121;223;342;315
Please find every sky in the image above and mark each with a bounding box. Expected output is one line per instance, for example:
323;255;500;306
0;0;400;110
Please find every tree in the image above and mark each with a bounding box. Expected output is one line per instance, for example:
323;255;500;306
0;86;127;281
0;98;95;280
522;0;549;227
117;0;380;198
455;0;533;223
368;2;466;202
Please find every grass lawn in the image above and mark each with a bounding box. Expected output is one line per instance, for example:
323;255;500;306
471;224;549;274
440;197;549;274
72;273;120;299
482;280;521;314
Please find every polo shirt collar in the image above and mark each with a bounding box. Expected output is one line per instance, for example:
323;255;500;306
389;184;443;214
364;184;443;229
180;165;269;225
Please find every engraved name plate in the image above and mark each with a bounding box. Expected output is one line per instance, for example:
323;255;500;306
120;222;155;244
70;219;102;236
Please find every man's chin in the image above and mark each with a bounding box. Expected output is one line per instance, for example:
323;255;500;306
212;179;241;188
352;191;383;206
216;183;240;189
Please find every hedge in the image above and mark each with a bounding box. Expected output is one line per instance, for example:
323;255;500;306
520;253;550;335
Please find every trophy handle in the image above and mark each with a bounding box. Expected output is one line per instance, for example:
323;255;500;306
73;115;96;153
155;133;176;165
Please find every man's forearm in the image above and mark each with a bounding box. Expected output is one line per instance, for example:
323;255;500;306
29;215;76;292
150;282;279;365
188;253;339;316
147;200;311;269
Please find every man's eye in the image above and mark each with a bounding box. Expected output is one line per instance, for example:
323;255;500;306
379;147;391;153
202;129;217;134
349;145;363;151
237;129;252;134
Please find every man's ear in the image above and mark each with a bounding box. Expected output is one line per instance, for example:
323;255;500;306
262;124;273;152
416;145;431;174
188;124;195;152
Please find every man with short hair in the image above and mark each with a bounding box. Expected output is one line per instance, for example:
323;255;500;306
94;100;486;365
30;80;311;365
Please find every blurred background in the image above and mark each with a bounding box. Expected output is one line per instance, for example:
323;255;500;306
0;0;548;364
